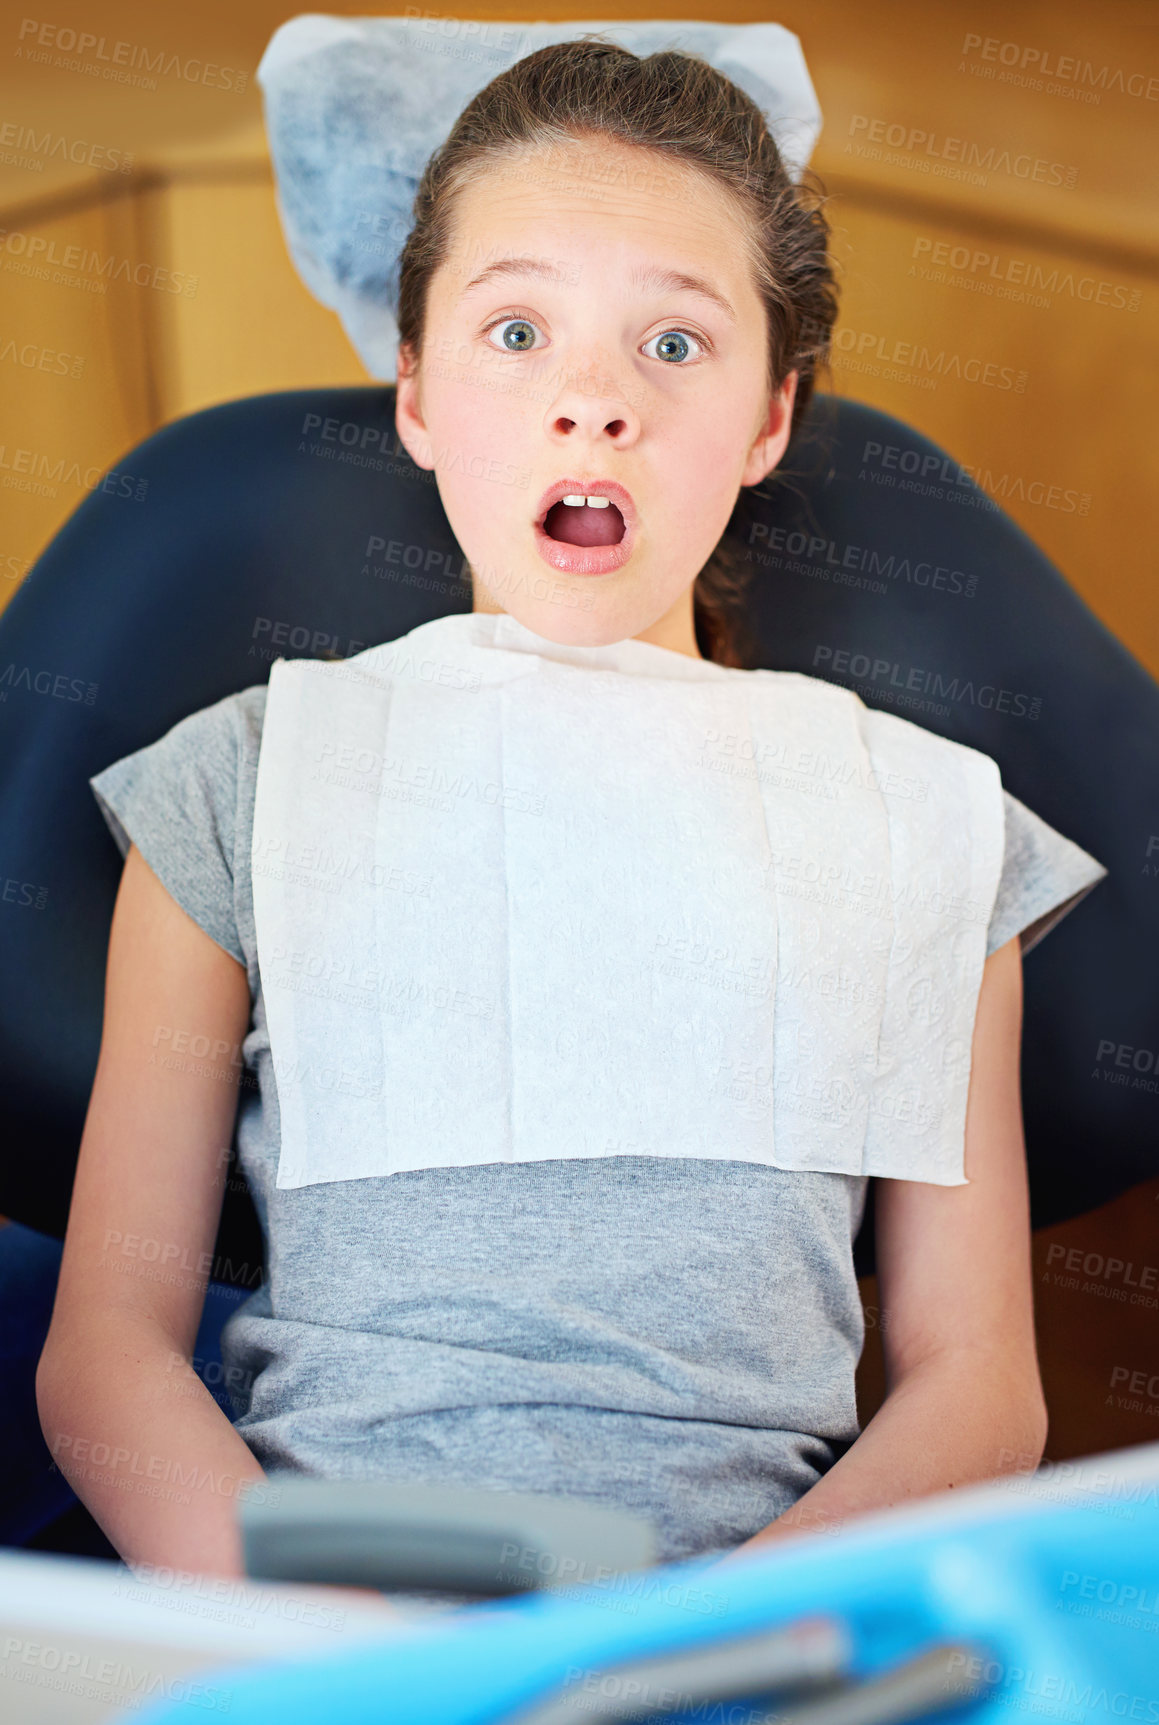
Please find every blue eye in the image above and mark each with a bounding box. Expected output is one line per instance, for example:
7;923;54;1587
483;318;707;362
643;329;703;364
486;317;541;352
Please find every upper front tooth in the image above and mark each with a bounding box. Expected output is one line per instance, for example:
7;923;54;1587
561;494;611;507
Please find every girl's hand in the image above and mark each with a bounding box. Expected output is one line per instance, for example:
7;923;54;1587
318;1585;406;1613
710;1508;844;1568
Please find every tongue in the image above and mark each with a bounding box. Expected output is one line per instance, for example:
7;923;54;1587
544;500;625;547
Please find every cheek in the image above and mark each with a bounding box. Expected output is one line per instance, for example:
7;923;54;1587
659;431;742;541
428;377;538;545
434;358;501;454
454;350;541;445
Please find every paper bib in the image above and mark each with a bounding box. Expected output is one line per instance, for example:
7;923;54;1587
251;612;1005;1189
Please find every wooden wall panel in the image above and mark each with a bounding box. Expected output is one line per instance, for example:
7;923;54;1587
0;192;152;601
151;156;369;418
823;202;1156;667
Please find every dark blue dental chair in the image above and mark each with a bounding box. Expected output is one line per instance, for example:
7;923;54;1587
1;384;1156;1559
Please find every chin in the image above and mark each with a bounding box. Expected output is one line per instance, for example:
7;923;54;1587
469;545;686;648
512;605;623;644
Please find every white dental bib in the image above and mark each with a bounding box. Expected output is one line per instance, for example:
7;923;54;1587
251;611;1005;1191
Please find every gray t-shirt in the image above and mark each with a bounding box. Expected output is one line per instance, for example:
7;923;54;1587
89;678;1107;1563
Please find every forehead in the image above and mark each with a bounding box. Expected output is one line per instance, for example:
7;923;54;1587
443;135;753;278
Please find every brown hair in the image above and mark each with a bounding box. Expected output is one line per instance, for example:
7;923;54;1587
397;35;838;667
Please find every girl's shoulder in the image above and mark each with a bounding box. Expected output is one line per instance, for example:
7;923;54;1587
88;682;271;969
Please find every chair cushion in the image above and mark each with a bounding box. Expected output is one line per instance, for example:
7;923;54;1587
0;386;1153;1281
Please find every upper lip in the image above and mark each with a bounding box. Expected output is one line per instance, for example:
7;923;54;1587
534;478;637;535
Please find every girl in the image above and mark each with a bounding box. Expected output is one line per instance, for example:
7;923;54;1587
39;39;1106;1584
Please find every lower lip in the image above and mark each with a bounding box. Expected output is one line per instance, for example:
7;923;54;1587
533;514;634;576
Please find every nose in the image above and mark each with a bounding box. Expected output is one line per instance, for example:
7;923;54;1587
542;360;641;448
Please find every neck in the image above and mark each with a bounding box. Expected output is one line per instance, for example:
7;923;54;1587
469;579;703;661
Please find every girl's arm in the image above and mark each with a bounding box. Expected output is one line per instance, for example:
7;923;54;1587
723;934;1048;1555
36;843;268;1578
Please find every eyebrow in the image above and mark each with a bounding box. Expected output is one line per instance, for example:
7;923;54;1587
458;255;737;324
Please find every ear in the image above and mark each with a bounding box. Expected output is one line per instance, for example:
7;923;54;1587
740;370;799;489
393;342;435;472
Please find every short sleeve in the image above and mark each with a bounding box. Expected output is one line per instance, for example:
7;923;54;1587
986;790;1108;958
89;693;247;965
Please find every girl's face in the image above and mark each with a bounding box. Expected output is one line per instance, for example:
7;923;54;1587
395;135;797;658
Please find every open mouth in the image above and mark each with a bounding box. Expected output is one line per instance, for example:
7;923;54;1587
542;499;627;548
533;480;636;576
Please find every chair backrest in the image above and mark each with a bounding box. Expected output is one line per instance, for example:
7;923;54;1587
1;386;1154;1284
